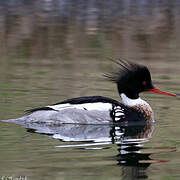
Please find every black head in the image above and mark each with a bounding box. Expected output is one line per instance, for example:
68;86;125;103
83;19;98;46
105;59;154;99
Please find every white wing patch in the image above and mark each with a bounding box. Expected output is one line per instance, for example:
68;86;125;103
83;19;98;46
47;102;112;111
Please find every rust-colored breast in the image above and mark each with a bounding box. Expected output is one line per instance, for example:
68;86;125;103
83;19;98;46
132;104;153;122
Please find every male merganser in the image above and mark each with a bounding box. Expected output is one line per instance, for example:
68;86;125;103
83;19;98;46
7;59;176;124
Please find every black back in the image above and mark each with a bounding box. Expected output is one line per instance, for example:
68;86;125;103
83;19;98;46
27;96;146;122
27;96;123;113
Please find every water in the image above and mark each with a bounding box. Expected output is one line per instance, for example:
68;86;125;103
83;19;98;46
0;1;180;180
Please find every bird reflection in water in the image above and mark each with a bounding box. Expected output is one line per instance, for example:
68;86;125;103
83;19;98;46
113;124;154;179
7;121;172;179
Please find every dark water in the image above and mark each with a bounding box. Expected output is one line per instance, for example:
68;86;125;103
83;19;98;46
0;1;180;180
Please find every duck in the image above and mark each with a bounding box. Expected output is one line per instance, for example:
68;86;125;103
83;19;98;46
6;59;176;125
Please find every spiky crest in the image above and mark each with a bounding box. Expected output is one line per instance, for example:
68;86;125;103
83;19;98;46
104;58;153;99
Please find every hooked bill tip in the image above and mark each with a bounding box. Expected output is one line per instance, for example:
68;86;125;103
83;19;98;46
174;93;180;97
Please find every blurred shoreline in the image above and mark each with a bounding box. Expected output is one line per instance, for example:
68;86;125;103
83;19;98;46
0;0;180;60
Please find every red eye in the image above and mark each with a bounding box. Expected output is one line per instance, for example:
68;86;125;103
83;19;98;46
142;81;147;86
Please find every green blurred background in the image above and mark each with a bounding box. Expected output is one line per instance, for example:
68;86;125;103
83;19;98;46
0;1;180;180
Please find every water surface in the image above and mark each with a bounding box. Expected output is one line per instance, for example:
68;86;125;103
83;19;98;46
0;1;180;180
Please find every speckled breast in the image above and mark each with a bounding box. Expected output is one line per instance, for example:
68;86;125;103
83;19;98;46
132;104;154;122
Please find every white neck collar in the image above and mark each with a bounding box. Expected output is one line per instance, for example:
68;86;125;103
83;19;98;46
120;93;150;107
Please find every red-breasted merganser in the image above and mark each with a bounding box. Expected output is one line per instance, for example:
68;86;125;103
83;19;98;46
7;59;176;124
